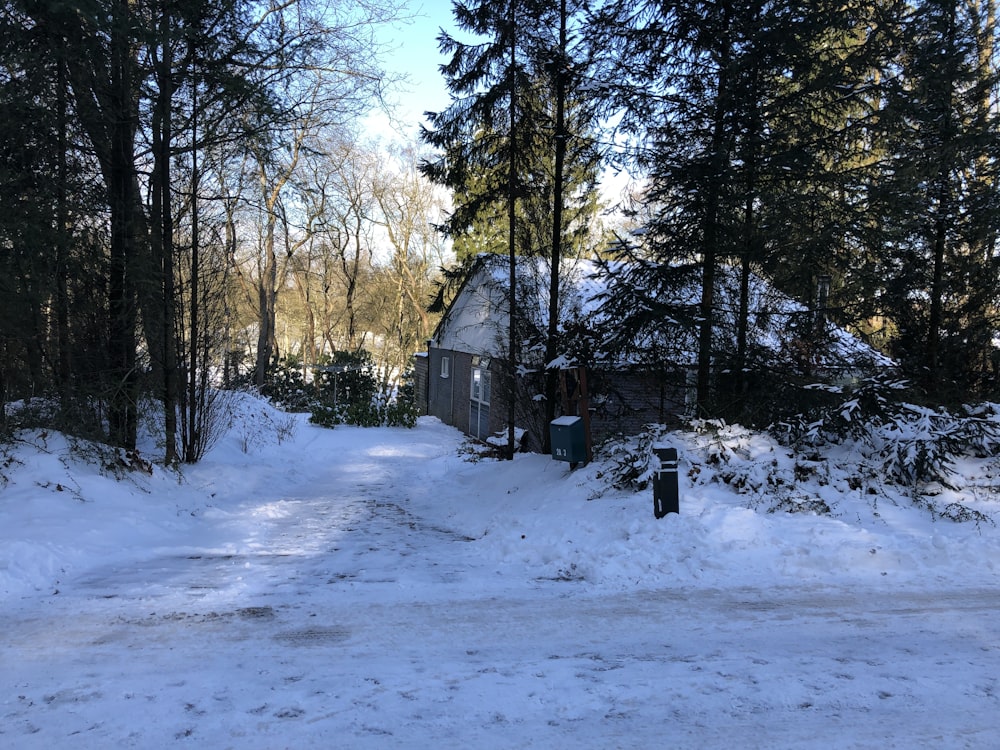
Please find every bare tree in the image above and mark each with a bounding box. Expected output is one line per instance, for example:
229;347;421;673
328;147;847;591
249;109;310;386
318;136;380;352
370;144;450;387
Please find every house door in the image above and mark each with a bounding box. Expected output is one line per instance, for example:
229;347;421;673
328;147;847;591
469;365;491;440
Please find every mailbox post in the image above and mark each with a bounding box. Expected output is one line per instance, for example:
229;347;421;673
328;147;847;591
652;444;679;518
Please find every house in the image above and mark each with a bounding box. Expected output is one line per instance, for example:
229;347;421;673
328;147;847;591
413;253;890;450
416;254;516;445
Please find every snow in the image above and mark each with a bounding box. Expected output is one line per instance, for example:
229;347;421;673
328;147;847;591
550;415;581;427
461;253;890;373
2;392;1000;748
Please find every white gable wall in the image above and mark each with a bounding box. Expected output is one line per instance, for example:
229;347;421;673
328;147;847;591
432;265;509;356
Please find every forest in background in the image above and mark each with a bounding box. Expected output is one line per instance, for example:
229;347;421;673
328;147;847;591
2;0;999;463
1;0;451;461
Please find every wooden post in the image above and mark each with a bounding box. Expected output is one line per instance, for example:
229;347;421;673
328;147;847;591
558;366;593;465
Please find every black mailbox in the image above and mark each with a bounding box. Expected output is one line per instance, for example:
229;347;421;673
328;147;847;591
550;416;586;463
652;444;679;518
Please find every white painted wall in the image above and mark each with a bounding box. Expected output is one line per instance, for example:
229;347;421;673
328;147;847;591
432;265;508;356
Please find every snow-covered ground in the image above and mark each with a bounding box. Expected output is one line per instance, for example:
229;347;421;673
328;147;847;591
2;393;999;748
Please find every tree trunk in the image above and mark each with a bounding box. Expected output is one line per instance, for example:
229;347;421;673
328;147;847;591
925;0;959;397
542;0;568;454
696;0;733;416
55;55;73;408
185;76;202;463
926;175;949;395
254;211;278;387
252;133;304;387
153;2;179;464
106;0;140;450
58;0;150;449
506;3;518;460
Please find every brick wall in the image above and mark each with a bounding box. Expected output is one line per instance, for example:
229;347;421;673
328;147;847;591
426;347;480;435
412;354;428;415
428;344;689;448
587;369;688;442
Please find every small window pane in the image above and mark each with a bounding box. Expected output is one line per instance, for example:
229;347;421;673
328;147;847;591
471;369;481;401
440;356;450;378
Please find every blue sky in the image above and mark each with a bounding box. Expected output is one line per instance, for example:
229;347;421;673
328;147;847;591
369;0;456;140
373;0;635;203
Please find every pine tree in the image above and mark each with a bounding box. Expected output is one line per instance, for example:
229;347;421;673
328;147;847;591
1;0;107;432
423;0;530;458
878;0;1000;401
423;0;602;453
591;0;898;419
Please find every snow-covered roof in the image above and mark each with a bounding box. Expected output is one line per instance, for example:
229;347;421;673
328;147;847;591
434;253;891;373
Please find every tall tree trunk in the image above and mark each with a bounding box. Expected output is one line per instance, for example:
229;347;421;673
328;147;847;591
252;134;304;386
254;199;279;387
345;234;362;349
55;54;72;407
925;0;959;397
926;175;949;395
154;1;179;464
696;6;732;416
734;47;760;418
106;0;140;450
542;0;568;454
58;0;151;449
290;265;318;367
185;74;202;462
506;1;518;460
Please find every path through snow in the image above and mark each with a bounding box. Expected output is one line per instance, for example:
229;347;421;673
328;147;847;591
2;416;999;748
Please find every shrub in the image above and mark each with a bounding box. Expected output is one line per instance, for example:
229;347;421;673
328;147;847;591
773;377;1000;494
772;374;911;446
260;356;313;412
312;350;379;411
308;391;419;429
289;351;419;430
596;423;670;489
383;397;419;428
871;404;1000;490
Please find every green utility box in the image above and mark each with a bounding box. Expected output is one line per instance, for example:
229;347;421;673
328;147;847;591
550;416;586;463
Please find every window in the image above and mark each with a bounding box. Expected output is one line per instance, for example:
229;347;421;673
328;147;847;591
471;367;490;405
440;356;450;379
470;365;492;439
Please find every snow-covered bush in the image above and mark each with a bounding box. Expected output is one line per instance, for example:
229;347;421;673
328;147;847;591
767;497;831;515
309;393;418;429
871;404;1000;490
3;397;74;435
958;402;1000;457
596;423;670;489
686;420;830;512
774;377;1000;498
688;418;755;466
259;356;314;412
229;394;299;454
253;352;418;429
773;375;910;446
0;443;18;489
598;419;758;491
870;407;962;488
596;400;997;524
308;356;418;429
596;418;835;515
